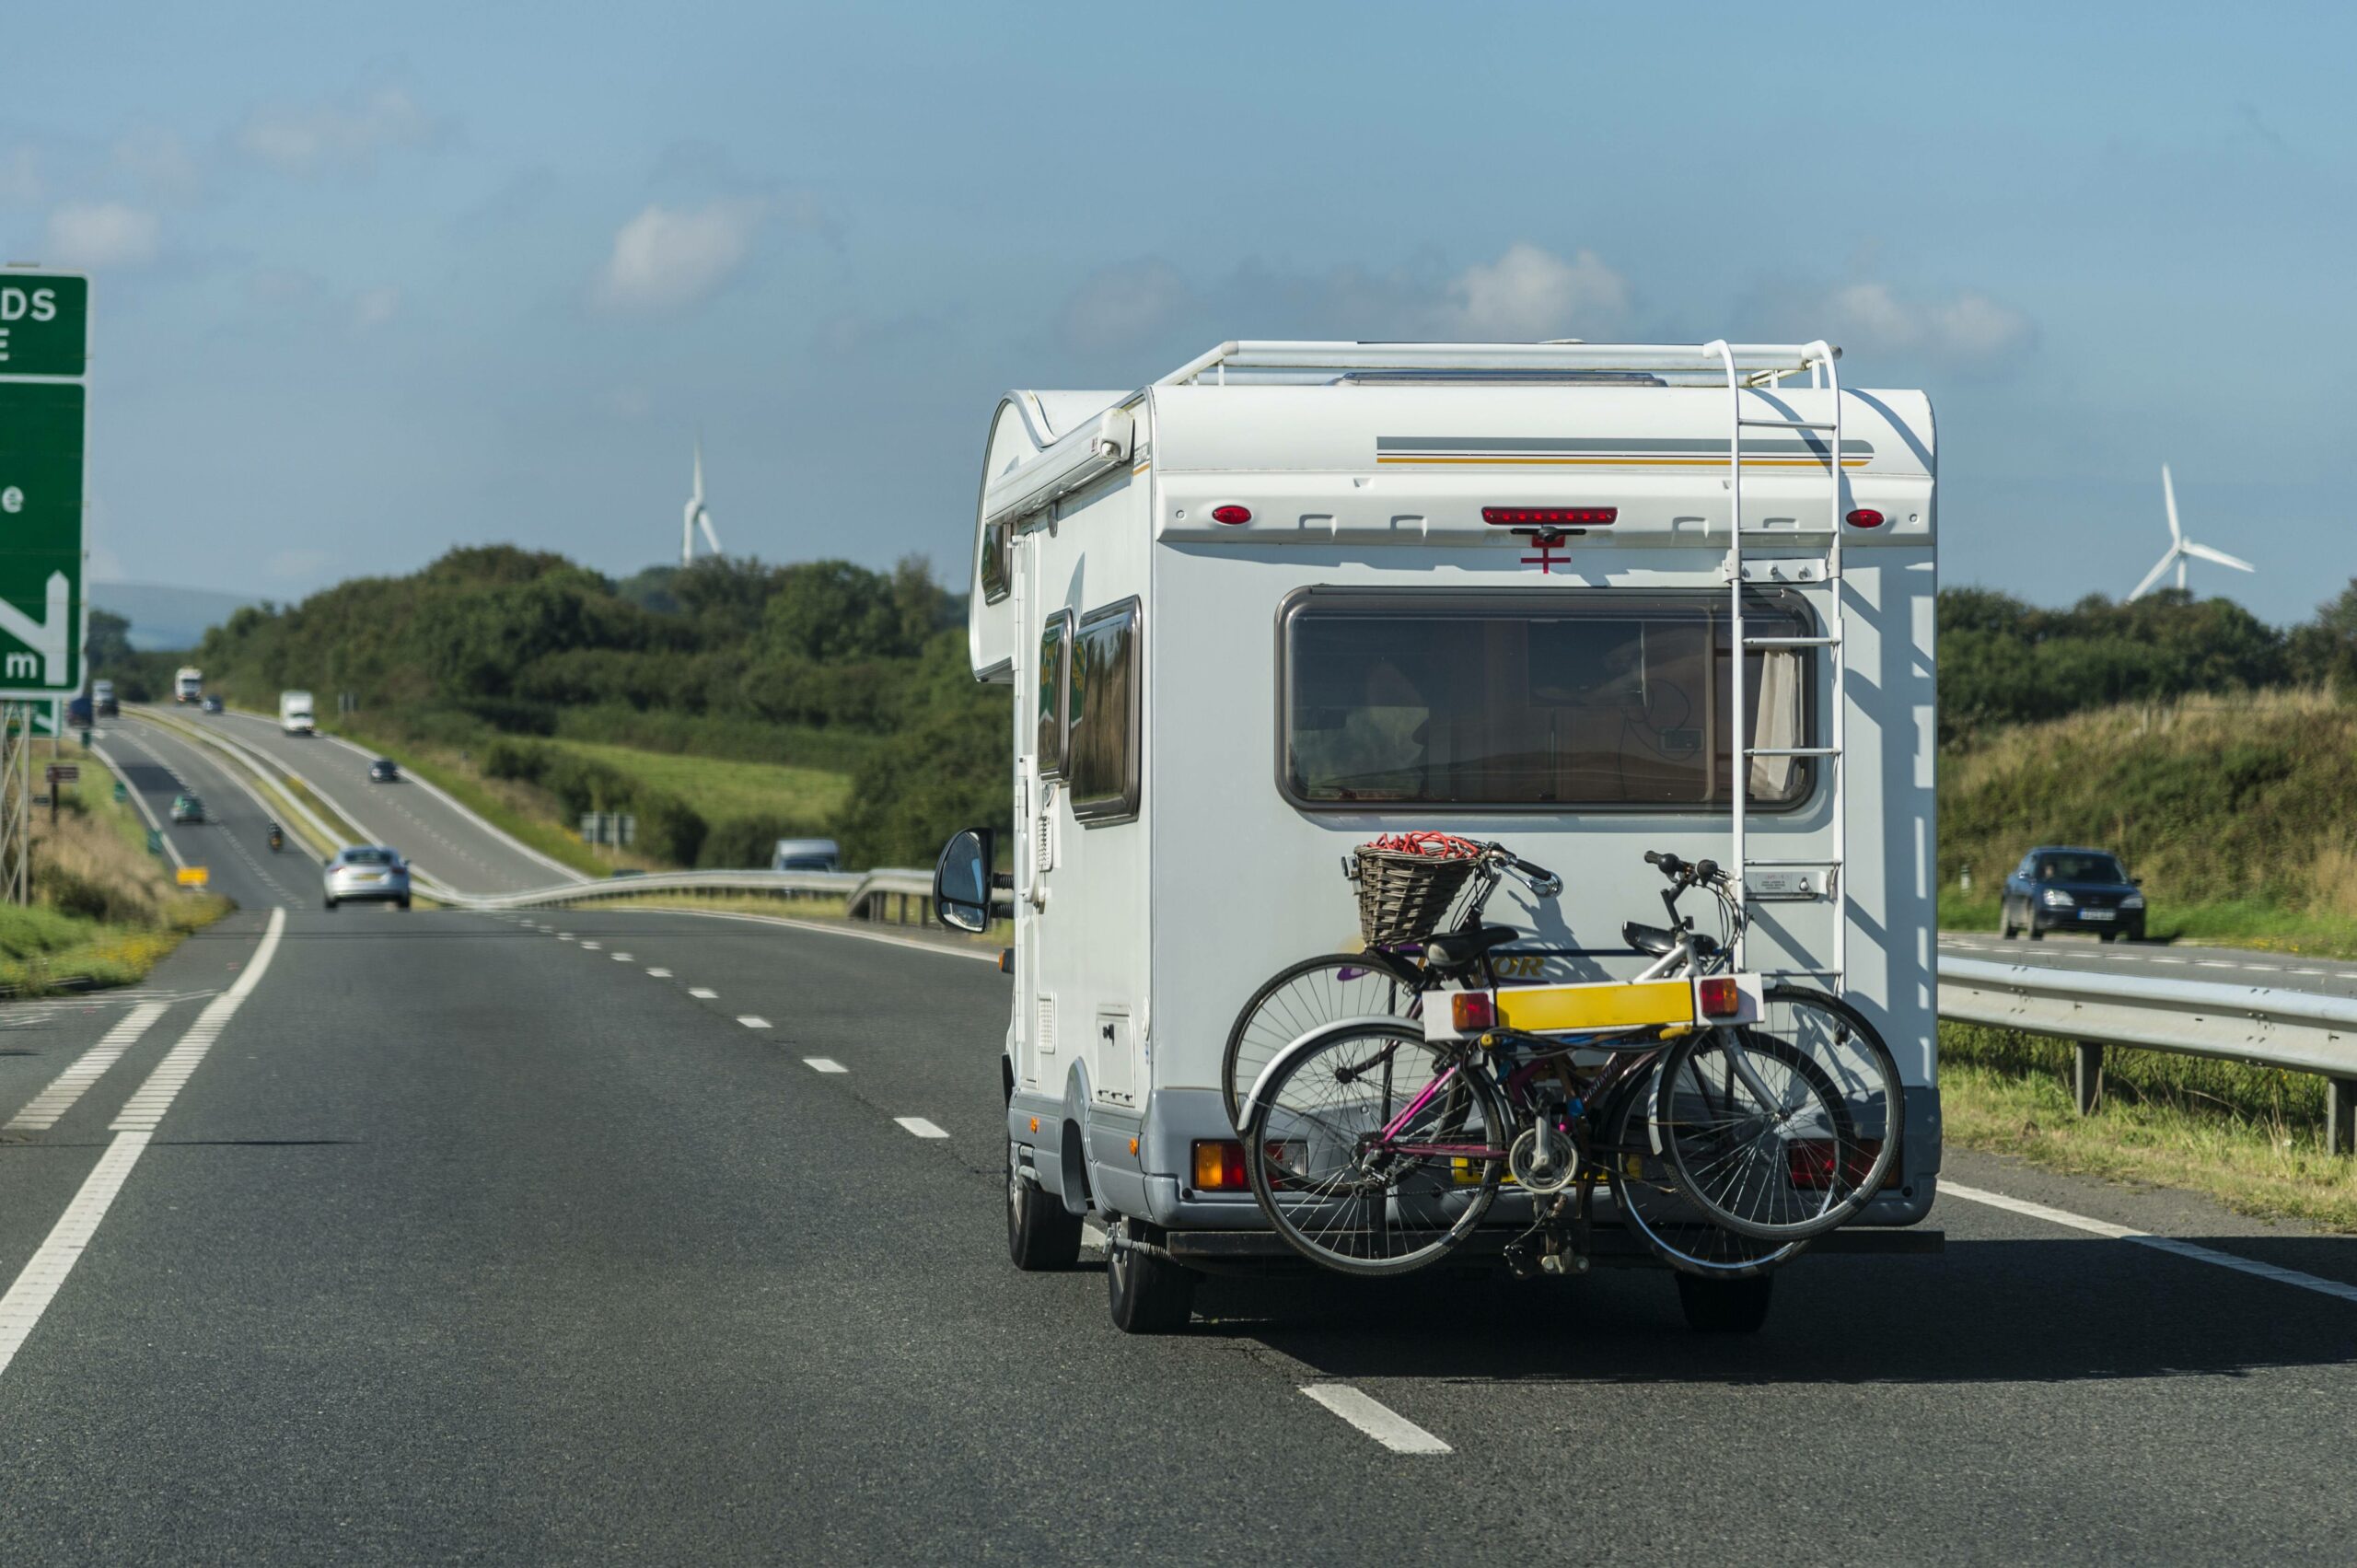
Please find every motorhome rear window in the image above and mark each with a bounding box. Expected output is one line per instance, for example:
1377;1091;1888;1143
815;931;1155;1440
1067;598;1141;822
1280;588;1817;811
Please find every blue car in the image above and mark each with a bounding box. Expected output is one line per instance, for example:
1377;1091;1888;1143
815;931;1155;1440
2001;846;2145;942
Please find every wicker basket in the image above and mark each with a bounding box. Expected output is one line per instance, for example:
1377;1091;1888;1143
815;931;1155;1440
1349;843;1480;947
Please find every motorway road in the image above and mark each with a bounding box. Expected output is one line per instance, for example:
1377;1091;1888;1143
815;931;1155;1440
6;871;2357;1556
173;705;579;896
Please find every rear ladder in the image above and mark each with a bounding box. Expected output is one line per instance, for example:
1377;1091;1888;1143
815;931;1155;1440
1702;339;1848;986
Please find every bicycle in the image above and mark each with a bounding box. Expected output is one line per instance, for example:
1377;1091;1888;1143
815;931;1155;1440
1236;849;1904;1280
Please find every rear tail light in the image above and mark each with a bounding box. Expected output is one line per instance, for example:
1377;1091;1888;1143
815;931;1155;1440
1452;992;1497;1031
1786;1139;1887;1191
1482;506;1617;528
1697;977;1740;1017
1844;508;1885;528
1211;505;1251;526
1191;1140;1249;1191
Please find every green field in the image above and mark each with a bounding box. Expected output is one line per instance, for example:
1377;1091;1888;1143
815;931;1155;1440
542;739;850;828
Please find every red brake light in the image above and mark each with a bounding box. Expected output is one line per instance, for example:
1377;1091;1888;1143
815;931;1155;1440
1211;505;1251;526
1482;506;1617;527
1451;992;1496;1031
1844;508;1885;528
1697;977;1740;1017
1787;1139;1886;1191
1190;1140;1249;1191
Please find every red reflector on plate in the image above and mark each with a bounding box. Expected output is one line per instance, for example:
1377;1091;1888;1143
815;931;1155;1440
1211;505;1251;526
1452;992;1496;1031
1191;1139;1249;1191
1844;508;1885;528
1481;506;1617;527
1697;977;1740;1017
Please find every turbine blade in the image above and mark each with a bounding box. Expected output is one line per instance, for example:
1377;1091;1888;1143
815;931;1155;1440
2182;540;2254;572
2162;463;2180;543
2129;549;2177;601
698;510;721;553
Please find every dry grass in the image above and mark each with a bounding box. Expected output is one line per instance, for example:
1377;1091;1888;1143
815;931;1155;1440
1941;1022;2357;1232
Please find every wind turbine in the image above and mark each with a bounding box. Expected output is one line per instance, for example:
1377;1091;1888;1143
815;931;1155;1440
2128;464;2253;600
681;436;722;566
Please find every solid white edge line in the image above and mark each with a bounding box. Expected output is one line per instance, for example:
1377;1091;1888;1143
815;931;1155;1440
621;906;1001;964
3;1002;170;1132
1299;1385;1452;1454
1941;1181;2357;1306
0;910;287;1381
894;1117;950;1139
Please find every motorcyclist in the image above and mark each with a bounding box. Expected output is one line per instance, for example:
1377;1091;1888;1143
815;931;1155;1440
267;821;284;852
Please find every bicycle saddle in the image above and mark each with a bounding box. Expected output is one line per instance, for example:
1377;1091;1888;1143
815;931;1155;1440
1422;925;1522;970
1623;921;1721;959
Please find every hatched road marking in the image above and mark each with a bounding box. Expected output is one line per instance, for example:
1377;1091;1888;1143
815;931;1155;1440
1300;1386;1452;1455
894;1117;949;1139
4;1004;169;1132
0;911;287;1383
1943;1182;2357;1306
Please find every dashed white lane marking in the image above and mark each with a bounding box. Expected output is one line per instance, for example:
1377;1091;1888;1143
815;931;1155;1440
0;911;286;1382
559;935;575;942
1300;1386;1452;1455
2197;960;2240;969
611;953;633;962
4;1004;169;1132
804;1057;846;1074
737;1016;772;1030
2292;969;2329;977
894;1117;949;1139
580;941;602;951
646;968;672;978
2148;957;2189;964
1942;1182;2357;1307
2241;964;2282;972
689;988;717;1000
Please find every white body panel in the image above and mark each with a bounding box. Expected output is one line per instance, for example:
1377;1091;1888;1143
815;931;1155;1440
973;346;1940;1237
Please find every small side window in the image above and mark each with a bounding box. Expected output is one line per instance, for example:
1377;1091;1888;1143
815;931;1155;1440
1067;598;1141;823
1036;611;1071;776
980;519;1012;604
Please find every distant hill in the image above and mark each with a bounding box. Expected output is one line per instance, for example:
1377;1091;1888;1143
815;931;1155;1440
89;581;264;651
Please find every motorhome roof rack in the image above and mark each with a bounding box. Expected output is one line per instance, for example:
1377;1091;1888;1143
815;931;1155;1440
1158;341;1840;389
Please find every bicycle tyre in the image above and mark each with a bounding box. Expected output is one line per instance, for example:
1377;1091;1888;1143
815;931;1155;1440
1658;985;1903;1242
1596;1064;1807;1280
1221;949;1424;1132
1242;1021;1507;1279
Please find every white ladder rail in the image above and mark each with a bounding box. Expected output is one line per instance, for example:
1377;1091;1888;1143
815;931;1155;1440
1703;337;1848;986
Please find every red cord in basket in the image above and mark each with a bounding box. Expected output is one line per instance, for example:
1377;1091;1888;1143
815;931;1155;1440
1364;831;1483;860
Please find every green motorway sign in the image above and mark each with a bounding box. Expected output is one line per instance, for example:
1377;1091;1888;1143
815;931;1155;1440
0;275;88;378
0;272;87;697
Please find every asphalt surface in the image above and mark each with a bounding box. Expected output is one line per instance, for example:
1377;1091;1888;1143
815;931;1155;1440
4;886;2356;1562
1941;927;2357;1002
183;705;575;895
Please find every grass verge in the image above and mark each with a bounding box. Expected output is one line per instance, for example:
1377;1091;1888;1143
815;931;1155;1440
1940;1021;2357;1231
540;738;848;830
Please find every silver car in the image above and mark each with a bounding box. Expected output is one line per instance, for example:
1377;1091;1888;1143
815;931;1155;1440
324;846;412;911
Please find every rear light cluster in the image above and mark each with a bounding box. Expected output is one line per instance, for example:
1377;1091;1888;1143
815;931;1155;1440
1696;977;1740;1017
1786;1139;1888;1191
1451;992;1496;1031
1192;1139;1249;1191
1482;506;1617;528
1844;508;1886;528
1210;505;1252;525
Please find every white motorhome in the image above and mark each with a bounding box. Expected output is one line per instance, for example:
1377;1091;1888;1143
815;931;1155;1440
279;690;315;735
174;667;203;703
942;340;1941;1332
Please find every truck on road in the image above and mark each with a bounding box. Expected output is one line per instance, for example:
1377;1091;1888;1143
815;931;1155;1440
174;667;203;703
279;690;315;735
936;338;1943;1335
92;679;117;717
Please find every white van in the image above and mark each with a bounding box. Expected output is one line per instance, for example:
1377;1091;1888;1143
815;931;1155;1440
771;837;842;873
174;667;203;703
279;690;315;735
935;340;1943;1333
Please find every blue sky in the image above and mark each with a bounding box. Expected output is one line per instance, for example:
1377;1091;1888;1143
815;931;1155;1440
4;1;2350;625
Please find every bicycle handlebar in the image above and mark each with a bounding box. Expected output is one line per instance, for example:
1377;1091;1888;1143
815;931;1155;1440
1645;850;1728;889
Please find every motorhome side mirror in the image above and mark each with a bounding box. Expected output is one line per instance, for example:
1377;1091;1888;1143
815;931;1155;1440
934;829;993;933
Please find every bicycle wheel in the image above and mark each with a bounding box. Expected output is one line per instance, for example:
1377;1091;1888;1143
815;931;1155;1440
1221;949;1424;1131
1242;1020;1507;1278
1657;986;1903;1242
1598;1065;1807;1279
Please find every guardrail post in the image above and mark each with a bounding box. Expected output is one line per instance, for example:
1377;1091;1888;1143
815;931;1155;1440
2073;1041;2104;1116
2329;1077;2356;1158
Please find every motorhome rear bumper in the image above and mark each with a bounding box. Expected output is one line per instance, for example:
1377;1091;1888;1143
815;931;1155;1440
1163;1222;1945;1272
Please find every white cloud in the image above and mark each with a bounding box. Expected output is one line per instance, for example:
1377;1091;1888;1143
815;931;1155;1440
0;147;40;204
115;125;203;201
45;202;160;269
237;87;440;177
589;197;766;314
1821;281;2035;366
352;285;402;331
1436;242;1630;340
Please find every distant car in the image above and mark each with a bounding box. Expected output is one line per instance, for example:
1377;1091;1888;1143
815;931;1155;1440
367;758;400;783
772;837;842;873
323;846;412;911
168;793;205;824
201;695;225;714
608;867;646;878
2002;846;2145;942
65;695;92;728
